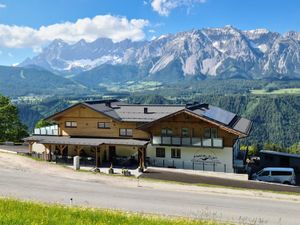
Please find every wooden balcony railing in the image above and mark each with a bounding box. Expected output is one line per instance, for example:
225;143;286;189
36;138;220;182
152;136;223;148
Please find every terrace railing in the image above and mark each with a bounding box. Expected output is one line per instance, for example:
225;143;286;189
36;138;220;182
33;125;59;136
148;158;229;173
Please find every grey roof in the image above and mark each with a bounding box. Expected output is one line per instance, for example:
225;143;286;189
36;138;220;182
83;102;121;120
260;150;300;159
24;136;148;147
232;117;252;135
114;104;185;122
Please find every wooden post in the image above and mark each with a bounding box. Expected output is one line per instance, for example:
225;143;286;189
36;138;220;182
95;146;99;167
142;147;145;169
98;146;102;167
28;141;33;155
49;145;52;161
43;144;50;161
138;148;144;169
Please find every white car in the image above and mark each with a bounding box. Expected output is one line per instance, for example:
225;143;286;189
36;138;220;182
252;167;296;185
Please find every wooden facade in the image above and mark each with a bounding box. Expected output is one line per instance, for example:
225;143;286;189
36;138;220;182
141;111;239;147
52;105;150;140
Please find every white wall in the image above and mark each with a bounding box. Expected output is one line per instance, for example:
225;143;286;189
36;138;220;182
146;144;233;173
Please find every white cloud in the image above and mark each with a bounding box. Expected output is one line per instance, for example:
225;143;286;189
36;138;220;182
0;15;149;49
0;3;6;8
151;0;206;16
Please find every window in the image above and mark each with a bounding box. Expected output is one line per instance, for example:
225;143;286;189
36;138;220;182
98;122;110;129
161;128;173;136
204;128;218;138
204;128;211;138
119;128;133;137
65;121;77;128
271;171;292;176
156;148;165;158
259;171;270;177
181;128;189;137
171;148;181;158
211;128;218;138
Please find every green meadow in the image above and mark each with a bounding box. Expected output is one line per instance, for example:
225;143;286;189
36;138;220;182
251;88;300;95
0;198;220;225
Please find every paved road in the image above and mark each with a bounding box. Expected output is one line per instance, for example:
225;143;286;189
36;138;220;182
0;144;29;153
0;156;300;224
142;168;300;193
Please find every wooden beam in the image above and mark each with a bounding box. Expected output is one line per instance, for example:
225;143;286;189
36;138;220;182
74;145;83;156
57;145;67;155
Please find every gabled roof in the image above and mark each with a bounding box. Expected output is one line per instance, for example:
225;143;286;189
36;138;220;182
138;108;251;137
46;100;121;121
45;99;252;137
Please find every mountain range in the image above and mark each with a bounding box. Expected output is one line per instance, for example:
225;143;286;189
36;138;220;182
19;25;300;83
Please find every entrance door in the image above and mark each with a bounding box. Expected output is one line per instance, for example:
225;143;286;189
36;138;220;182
109;146;116;162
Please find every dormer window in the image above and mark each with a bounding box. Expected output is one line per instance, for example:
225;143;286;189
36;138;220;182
65;121;77;128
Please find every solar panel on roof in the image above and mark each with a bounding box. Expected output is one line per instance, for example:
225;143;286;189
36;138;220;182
202;106;236;125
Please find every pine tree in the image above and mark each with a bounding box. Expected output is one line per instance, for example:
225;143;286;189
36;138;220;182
0;95;28;142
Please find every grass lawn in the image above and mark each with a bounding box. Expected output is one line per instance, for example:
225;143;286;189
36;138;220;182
0;198;220;225
251;88;300;95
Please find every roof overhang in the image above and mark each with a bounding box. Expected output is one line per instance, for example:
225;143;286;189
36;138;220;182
46;103;121;122
24;136;149;147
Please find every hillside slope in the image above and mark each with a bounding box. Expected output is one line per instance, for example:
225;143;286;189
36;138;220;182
0;66;88;97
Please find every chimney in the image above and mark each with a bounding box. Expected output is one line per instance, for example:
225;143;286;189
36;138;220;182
144;107;148;114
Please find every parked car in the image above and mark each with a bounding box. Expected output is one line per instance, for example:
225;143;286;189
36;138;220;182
252;167;296;185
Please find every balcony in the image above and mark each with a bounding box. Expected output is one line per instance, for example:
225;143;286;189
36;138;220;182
152;136;223;148
33;125;59;136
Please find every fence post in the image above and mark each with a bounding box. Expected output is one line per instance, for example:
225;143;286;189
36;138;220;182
172;160;174;168
182;161;184;169
213;163;215;172
202;162;205;171
163;159;165;167
193;161;195;170
224;164;226;173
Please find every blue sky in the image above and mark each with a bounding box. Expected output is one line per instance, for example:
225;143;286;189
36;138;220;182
0;0;300;65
